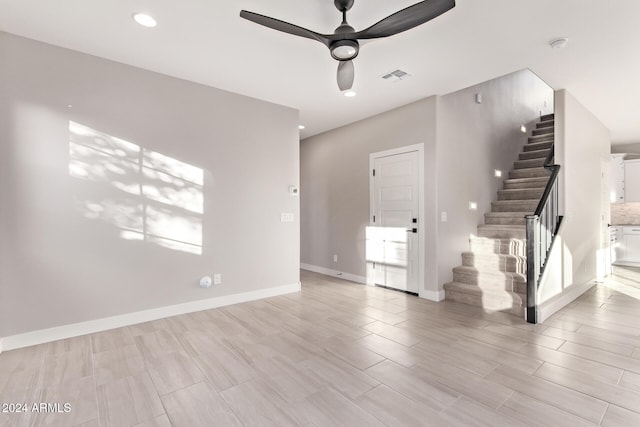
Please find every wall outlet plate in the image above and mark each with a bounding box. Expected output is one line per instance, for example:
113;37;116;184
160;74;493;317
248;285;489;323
199;276;212;288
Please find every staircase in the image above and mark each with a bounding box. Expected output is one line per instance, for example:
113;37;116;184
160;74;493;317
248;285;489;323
443;114;554;317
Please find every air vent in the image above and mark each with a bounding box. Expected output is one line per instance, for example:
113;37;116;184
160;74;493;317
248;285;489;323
381;69;411;82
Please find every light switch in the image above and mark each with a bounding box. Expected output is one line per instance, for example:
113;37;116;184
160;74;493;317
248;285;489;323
441;212;448;222
281;212;294;222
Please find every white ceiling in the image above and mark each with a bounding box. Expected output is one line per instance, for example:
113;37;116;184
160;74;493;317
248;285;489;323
1;0;639;144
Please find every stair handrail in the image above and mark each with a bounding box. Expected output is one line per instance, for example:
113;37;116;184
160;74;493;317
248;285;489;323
525;140;563;324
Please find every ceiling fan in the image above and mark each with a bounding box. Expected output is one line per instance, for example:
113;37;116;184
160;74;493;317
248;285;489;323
240;0;456;91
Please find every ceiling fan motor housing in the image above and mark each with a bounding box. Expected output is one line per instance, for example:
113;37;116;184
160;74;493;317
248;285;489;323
334;0;354;12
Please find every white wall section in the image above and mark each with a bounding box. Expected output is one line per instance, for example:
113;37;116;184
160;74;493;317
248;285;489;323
537;90;610;320
0;33;300;339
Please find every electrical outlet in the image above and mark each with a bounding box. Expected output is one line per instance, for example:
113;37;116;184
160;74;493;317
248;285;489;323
213;274;222;285
333;254;338;263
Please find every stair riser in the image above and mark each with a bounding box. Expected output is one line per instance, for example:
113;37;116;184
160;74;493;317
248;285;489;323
444;288;525;316
498;189;544;201
536;121;554;129
540;114;554;121
503;178;549;190
528;135;554;143
461;254;526;274
523;141;553;152
519;150;550;161
515;158;546;169
470;238;527;256
509;168;549;179
491;200;538;212
484;214;526;225
477;228;526;239
452;271;527;293
532;127;554;136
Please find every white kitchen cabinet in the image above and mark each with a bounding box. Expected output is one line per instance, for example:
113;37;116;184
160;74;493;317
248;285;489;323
610;154;625;203
622;227;640;263
614;226;640;266
624;159;640;202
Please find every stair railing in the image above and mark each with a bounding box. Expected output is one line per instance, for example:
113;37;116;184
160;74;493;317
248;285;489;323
525;145;563;324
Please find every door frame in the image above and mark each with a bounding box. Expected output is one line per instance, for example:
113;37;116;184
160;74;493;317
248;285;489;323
368;143;425;297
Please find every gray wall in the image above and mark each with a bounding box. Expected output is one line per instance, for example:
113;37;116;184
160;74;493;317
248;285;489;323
436;69;554;284
301;69;553;297
611;143;640;154
300;97;438;292
0;33;300;337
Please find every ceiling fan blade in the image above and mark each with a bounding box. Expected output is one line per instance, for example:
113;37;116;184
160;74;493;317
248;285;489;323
354;0;455;40
240;10;331;47
337;60;354;91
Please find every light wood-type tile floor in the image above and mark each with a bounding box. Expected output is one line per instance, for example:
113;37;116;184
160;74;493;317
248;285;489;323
1;266;640;426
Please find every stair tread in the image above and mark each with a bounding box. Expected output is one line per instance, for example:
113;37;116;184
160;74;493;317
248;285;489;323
485;211;530;216
492;199;540;204
504;177;548;183
521;148;551;155
528;134;554;141
499;187;545;192
444;281;525;298
478;224;525;229
462;251;525;260
523;142;553;152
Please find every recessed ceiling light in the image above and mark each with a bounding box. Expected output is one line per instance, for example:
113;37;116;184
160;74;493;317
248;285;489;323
133;13;157;28
298;125;305;130
549;37;568;49
344;90;356;98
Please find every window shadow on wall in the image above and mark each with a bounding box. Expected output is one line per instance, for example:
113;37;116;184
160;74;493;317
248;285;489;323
68;121;204;255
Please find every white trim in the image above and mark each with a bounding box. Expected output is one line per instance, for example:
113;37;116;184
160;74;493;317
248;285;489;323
369;143;425;297
300;263;366;284
0;338;3;355
613;260;640;268
536;279;596;323
420;289;446;302
0;282;301;351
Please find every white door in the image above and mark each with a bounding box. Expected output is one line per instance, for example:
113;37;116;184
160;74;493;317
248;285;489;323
367;150;420;293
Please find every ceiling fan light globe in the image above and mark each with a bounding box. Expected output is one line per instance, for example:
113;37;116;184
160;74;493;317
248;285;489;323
330;40;359;60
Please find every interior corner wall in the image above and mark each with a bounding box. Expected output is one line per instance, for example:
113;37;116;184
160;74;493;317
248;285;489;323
0;32;300;338
436;69;554;286
537;89;610;313
300;97;438;294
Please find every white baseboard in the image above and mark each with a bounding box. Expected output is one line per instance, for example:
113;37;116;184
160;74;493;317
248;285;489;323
536;279;596;323
0;282;301;352
300;263;366;284
420;289;446;302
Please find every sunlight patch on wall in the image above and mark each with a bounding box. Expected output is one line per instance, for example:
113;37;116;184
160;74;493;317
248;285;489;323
68;121;204;255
